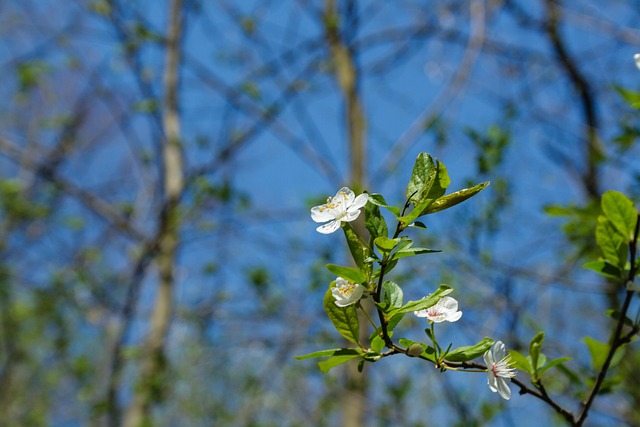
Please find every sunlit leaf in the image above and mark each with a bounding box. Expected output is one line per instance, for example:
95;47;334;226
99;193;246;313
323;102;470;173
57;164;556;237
445;337;494;362
323;285;360;345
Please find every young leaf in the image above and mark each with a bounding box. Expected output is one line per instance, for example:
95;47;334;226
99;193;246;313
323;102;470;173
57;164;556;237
583;337;610;371
386;284;453;318
392;246;441;260
318;353;362;373
537;357;573;377
342;223;369;270
364;202;388;239
371;335;385;354
295;348;361;360
323;285;361;345
422;181;490;215
406;153;438;204
529;332;544;373
374;236;400;254
382;281;404;308
601;190;637;241
595;216;626;269
508;350;532;374
367;193;401;216
583;260;622;279
326;264;366;284
445;337;494;362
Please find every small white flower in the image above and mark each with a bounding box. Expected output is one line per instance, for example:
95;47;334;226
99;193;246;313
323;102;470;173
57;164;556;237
484;340;517;400
332;277;364;307
414;296;462;323
635;53;640;70
311;187;369;234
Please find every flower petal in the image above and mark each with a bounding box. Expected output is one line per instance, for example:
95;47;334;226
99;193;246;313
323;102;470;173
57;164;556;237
335;187;355;205
316;220;341;234
447;311;462;322
351;193;369;209
311;206;335;223
493;341;507;361
342;209;362;222
496;377;512;400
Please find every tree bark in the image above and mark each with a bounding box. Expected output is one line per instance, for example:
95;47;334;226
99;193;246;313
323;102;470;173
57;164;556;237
122;0;184;426
324;1;368;426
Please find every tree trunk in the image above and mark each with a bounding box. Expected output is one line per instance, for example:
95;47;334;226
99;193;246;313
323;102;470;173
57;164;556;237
122;0;184;425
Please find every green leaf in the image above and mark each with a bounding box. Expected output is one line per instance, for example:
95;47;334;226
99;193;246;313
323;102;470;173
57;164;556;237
508;350;532;374
382;281;403;308
386;285;453;319
374;236;400;254
445;337;494;362
406;153;438;203
596;216;626;268
604;309;634;327
342;223;369;270
367;193;401;216
583;337;610;371
398;338;437;362
583;261;622;279
409;221;427;230
537;357;572;377
364;202;388;239
326;264;366;283
318;353;362;373
615;85;640;109
529;332;544;373
392;246;441;260
371;335;385;354
601;190;637;241
422;181;490;215
295;348;360;360
323;285;361;345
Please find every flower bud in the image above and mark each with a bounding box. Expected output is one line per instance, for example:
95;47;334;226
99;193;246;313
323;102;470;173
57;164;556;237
406;343;423;357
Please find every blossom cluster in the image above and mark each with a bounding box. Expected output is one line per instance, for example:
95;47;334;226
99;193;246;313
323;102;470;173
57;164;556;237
310;186;516;400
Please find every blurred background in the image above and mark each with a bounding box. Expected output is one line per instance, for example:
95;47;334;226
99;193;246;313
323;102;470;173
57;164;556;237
1;0;640;426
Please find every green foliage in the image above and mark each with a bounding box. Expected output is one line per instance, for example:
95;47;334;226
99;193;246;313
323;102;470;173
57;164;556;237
588;191;638;278
445;338;494;363
342;223;369;270
326;264;366;283
398;153;488;227
509;332;571;382
383;285;452;320
615;85;640;109
323;284;361;345
364;201;388;239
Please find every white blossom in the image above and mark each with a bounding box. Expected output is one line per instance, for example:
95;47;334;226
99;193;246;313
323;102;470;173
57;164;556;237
484;340;517;400
311;187;369;234
414;296;462;323
331;277;364;307
635;53;640;70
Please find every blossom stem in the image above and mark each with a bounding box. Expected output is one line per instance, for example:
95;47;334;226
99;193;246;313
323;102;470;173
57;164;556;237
358;302;378;330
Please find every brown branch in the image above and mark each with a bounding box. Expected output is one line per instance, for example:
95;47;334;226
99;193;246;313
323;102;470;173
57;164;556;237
543;0;602;200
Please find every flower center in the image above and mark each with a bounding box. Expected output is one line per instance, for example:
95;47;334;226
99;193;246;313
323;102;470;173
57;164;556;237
318;191;350;212
337;281;356;296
